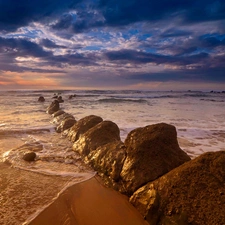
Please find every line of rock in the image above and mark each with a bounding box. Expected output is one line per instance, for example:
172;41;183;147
45;98;225;225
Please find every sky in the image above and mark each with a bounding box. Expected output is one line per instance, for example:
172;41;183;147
0;0;225;91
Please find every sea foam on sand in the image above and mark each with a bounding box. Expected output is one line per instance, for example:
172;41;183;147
0;162;147;225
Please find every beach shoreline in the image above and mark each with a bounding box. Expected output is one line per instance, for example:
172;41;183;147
0;162;148;225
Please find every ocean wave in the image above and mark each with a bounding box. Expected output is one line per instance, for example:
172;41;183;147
98;98;148;103
0;127;52;136
200;99;225;102
183;93;208;97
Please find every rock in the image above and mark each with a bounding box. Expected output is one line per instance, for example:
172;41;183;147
57;96;64;103
120;123;191;194
130;151;225;225
69;94;76;99
67;115;103;142
38;96;45;102
73;120;120;156
52;113;74;125
46;100;60;114
23;151;36;161
56;117;76;133
52;110;65;118
87;141;126;181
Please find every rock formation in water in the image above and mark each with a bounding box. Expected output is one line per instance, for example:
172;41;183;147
87;141;126;182
67;115;103;142
44;100;225;225
56;117;76;133
120;123;191;194
46;100;60;114
52;110;65;117
130;151;225;225
38;96;45;102
73;120;121;156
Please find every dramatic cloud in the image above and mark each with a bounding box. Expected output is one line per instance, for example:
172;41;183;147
0;0;224;90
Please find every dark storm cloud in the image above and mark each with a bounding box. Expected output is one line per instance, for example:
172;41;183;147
125;67;225;83
0;0;224;33
45;52;99;68
49;0;225;33
97;0;225;27
0;36;98;72
0;0;81;31
51;7;104;33
104;49;210;66
160;28;193;38
40;39;67;49
199;35;225;47
0;37;52;57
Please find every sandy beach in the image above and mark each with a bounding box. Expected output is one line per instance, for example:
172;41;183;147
0;162;148;225
27;176;148;225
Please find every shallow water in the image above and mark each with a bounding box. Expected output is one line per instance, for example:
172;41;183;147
0;89;225;224
0;90;225;160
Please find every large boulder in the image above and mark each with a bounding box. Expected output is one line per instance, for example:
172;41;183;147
56;117;76;133
73;120;120;156
87;141;127;182
46;100;60;114
67;115;103;142
120;123;190;194
130;151;225;225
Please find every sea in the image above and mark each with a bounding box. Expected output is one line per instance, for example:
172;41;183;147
0;89;225;224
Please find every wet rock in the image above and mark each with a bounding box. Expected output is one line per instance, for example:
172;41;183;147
52;113;74;125
46;100;60;114
52;110;65;118
69;94;76;99
87;141;126;181
57;96;64;103
38;96;45;102
56;117;76;133
130;151;225;225
73;120;120;156
23;151;36;161
67;115;103;142
120;123;191;194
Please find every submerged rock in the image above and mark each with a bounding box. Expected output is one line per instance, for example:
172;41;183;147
87;141;126;182
120;123;190;194
38;96;45;102
52;110;65;118
52;113;74;125
130;151;225;225
73;120;120;156
46;100;60;114
57;96;64;103
67;115;103;142
23;151;36;162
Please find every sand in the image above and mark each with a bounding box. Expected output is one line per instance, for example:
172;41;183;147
26;176;148;225
0;162;148;225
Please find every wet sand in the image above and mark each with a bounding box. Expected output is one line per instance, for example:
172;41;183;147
0;162;148;225
27;176;148;225
0;162;94;225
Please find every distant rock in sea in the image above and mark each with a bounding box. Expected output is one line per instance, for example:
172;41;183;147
46;100;60;114
38;96;45;102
